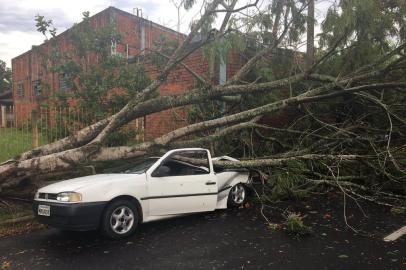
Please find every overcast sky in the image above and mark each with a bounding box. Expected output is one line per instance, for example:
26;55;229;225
0;0;332;68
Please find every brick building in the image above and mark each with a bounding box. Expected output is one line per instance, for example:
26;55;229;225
11;7;244;140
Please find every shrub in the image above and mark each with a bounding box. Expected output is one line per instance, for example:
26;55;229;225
283;212;312;238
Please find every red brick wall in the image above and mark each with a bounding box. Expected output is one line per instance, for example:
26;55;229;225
227;50;246;81
147;49;247;141
143;47;216;140
11;6;245;140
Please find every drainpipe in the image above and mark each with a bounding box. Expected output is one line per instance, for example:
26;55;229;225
219;54;226;112
211;52;227;155
140;22;145;54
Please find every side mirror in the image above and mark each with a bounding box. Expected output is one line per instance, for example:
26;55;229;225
152;165;170;177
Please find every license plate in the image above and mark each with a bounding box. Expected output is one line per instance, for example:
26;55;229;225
38;205;50;216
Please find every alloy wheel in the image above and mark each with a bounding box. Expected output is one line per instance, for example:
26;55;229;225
110;206;135;234
231;184;245;204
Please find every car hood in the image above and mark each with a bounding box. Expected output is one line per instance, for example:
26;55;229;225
38;174;144;193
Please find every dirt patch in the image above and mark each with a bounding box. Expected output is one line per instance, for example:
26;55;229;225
0;199;45;238
0;220;45;239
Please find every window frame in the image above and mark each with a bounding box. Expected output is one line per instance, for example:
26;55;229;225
17;82;24;99
58;73;70;93
32;79;42;96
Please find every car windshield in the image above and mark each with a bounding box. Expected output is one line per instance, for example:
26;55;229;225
122;158;159;174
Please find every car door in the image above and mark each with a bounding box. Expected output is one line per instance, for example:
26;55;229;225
146;149;218;216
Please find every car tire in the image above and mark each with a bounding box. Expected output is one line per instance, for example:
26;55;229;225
227;183;247;208
100;199;139;239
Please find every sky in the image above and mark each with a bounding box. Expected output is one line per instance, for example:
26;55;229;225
0;0;332;68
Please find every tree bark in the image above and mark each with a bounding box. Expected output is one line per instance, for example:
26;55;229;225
306;0;315;69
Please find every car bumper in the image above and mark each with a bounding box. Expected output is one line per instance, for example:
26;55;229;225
33;201;107;231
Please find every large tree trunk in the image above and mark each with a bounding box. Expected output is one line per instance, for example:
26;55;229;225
306;0;315;69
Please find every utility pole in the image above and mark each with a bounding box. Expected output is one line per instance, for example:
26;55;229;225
306;0;315;70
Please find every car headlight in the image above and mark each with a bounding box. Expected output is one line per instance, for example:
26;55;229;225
56;192;82;202
34;191;39;200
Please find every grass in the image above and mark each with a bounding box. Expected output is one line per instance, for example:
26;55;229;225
0;200;32;221
0;201;39;238
0;208;32;221
0;128;47;162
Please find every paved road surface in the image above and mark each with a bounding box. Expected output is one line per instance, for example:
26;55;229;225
0;200;404;269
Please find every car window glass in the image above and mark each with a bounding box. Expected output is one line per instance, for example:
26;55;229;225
152;150;210;177
124;158;159;174
101;157;158;173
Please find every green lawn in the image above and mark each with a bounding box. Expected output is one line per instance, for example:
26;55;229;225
0;128;47;162
0;207;32;222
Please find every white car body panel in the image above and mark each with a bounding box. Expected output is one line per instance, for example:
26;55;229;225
35;148;250;223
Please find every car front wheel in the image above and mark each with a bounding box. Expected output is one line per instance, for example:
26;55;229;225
227;183;247;208
101;199;139;239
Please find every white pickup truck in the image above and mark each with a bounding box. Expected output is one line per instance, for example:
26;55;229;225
33;148;251;238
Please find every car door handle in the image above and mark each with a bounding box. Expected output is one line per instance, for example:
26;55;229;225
206;181;216;185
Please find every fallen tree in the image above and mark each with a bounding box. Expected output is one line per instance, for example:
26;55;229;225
1;0;405;210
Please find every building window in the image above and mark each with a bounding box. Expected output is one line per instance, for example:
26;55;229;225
17;83;24;99
33;80;42;96
111;39;117;56
59;74;70;92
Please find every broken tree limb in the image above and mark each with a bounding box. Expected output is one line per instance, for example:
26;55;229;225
89;0;224;145
10;53;403;165
1;71;404;186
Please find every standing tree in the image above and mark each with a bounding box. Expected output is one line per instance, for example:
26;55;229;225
305;0;314;69
34;12;151;143
0;60;11;93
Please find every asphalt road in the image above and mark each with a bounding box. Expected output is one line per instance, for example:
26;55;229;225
0;197;405;270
